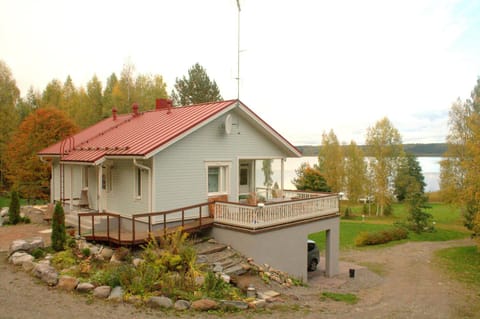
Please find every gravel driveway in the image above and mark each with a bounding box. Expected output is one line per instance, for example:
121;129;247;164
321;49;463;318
1;224;478;318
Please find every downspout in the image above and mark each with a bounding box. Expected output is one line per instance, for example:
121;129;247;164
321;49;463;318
40;156;54;204
281;158;285;191
133;159;152;213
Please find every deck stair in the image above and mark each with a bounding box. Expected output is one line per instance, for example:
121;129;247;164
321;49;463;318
194;240;249;277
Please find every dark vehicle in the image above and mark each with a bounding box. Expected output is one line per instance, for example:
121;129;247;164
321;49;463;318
307;240;319;271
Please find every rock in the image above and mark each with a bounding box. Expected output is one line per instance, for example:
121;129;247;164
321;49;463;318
174;299;191;311
32;264;58;286
76;282;95;293
221;300;249;310
224;264;246;276
93;286;111;298
196;255;208;264
100;247;114;259
257;290;280;301
248;299;267;309
9;240;30;255
146;296;173;309
108;286;124;302
220;273;230;283
191;299;218;311
9;252;34;266
110;247;129;263
28;238;45;251
125;295;143;305
213;263;223;273
1;207;8;217
57;275;79;291
132;258;143;267
22;260;36;272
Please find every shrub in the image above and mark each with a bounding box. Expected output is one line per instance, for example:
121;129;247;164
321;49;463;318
355;227;408;246
8;190;20;225
51;202;66;251
31;247;46;259
343;207;353;219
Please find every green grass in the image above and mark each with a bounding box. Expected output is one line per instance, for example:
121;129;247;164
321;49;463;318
435;245;480;289
321;292;358;304
310;203;469;250
0;195;45;208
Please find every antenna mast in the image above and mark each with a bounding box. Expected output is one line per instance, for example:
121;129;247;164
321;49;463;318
236;0;241;100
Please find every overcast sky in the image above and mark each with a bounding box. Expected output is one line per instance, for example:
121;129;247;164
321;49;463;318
1;0;480;145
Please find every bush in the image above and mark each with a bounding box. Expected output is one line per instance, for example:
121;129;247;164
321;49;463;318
51;202;66;251
355;227;408;246
8;191;20;225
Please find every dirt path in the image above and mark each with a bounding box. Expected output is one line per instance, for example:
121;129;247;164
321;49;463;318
0;224;478;318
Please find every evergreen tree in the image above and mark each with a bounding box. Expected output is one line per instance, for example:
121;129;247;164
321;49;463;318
8;190;20;225
171;63;222;106
394;153;426;202
51;202;66;251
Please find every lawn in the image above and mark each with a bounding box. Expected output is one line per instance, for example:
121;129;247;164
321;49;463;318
435;245;480;291
309;202;469;250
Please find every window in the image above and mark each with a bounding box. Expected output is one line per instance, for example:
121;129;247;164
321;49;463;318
101;166;112;192
239;164;249;186
135;167;142;198
82;167;89;188
206;162;230;195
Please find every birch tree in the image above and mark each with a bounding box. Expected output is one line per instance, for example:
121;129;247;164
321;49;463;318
344;140;367;203
318;129;344;193
365;117;404;216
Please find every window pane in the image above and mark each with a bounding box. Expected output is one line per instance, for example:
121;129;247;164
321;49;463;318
208;167;220;192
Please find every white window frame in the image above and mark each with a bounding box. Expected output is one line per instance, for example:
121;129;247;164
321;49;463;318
101;166;112;193
134;167;142;200
205;161;231;196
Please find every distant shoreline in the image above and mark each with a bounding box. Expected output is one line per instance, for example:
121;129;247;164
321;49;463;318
296;143;447;157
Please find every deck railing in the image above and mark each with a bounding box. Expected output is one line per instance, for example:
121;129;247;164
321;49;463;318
77;202;211;245
214;192;339;230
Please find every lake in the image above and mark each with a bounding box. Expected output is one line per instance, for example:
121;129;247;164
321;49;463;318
258;156;441;192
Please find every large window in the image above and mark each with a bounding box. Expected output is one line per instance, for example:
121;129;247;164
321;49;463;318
206;162;230;195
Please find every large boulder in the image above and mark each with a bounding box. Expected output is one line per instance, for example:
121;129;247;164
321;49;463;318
9;240;30;255
8;252;34;266
174;300;191;311
8;238;45;256
32;263;58;286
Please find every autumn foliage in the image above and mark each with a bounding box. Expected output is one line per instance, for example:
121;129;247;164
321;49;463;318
3;107;78;199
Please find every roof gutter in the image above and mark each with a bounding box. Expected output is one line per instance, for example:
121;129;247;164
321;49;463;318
133;159;152;214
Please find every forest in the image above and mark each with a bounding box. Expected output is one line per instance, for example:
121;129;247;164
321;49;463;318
297;143;448;157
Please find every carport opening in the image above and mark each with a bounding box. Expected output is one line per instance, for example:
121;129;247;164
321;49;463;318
308;230;327;277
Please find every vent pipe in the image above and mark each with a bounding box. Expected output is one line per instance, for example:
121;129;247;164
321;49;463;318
112;107;117;121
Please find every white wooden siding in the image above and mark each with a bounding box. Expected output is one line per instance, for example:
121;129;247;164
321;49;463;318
153;109;287;213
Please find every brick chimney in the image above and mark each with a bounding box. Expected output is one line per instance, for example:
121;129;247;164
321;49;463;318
112;107;117;120
132;102;139;116
155;98;173;114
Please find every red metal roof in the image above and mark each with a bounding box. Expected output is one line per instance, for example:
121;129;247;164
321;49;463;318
38;99;301;163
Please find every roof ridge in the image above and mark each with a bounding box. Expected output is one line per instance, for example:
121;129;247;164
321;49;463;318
75;114;135;149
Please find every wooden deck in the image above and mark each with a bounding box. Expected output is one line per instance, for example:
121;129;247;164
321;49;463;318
78;202;213;246
82;217;214;246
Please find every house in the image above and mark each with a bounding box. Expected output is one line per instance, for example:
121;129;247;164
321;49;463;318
38;99;340;280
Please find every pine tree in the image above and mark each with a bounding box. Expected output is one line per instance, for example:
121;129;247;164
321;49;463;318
51;202;66;251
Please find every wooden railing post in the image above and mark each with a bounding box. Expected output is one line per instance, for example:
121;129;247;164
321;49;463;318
132;216;136;243
118;215;121;243
78;215;81;236
107;215;110;240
